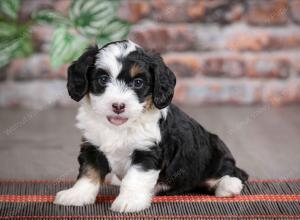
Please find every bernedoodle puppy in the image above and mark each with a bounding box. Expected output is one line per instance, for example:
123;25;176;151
54;40;248;212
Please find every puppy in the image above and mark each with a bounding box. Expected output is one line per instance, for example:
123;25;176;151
54;40;248;212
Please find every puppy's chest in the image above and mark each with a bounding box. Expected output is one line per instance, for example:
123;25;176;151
79;120;161;178
77;106;163;177
99;127;161;178
104;148;132;179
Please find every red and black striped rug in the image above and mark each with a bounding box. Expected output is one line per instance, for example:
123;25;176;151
0;179;300;219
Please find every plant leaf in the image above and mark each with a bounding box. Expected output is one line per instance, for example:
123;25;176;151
102;19;130;40
0;32;33;67
69;0;116;37
0;21;18;37
0;41;17;68
32;10;70;26
97;19;130;46
50;26;89;68
0;0;20;20
0;22;33;68
13;29;33;58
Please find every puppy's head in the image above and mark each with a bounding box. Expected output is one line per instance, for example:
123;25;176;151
67;40;176;126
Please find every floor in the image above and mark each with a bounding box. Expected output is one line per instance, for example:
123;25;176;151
0;105;299;180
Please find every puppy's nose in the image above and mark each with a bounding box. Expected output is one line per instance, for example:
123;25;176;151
112;102;125;114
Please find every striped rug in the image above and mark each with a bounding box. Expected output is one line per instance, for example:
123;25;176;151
0;179;299;219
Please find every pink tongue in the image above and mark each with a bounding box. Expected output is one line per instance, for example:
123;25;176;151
108;116;128;125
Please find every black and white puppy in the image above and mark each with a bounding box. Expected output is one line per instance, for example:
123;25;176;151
54;40;248;212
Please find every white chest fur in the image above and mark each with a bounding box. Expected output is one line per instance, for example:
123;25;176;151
76;102;164;178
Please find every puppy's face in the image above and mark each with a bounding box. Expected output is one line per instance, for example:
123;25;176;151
89;46;155;126
67;40;176;127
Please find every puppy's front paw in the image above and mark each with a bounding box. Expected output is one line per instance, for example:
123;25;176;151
54;188;96;206
215;175;243;197
111;193;151;213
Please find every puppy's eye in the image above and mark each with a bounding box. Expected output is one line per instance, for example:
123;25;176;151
133;78;144;89
98;75;110;86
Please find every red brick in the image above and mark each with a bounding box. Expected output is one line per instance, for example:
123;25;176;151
118;0;150;23
224;3;245;22
289;0;300;24
246;0;288;26
53;0;71;16
163;54;201;78
5;54;68;80
226;28;270;51
118;0;206;23
55;64;69;79
246;56;290;79
163;52;298;79
5;58;25;80
173;78;300;106
151;0;205;22
290;55;300;77
163;52;300;79
129;24;196;52
262;80;300;106
195;25;224;51
0;80;75;108
225;25;300;51
186;1;206;20
203;0;245;23
201;56;245;78
268;34;300;50
20;0;54;21
174;79;263;105
163;53;246;78
31;25;54;52
204;0;228;8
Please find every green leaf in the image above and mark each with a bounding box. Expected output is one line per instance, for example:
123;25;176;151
0;42;16;68
69;0;116;37
32;10;70;26
102;19;130;40
0;0;20;20
50;26;89;68
13;29;33;58
0;22;33;68
0;33;19;68
96;35;111;47
97;19;130;46
0;21;18;37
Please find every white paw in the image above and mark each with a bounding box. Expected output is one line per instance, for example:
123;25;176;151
54;177;99;206
215;175;243;197
111;193;151;213
54;187;96;206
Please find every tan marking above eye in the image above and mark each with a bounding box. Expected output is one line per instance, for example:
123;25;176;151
130;63;142;77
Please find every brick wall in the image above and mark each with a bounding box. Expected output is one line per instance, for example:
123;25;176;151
1;0;300;108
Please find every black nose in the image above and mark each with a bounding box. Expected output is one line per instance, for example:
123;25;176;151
112;103;125;114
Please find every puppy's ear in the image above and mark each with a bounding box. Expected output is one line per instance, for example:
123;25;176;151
151;54;176;109
67;45;99;102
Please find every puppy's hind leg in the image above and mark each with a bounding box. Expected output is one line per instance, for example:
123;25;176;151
206;134;248;197
205;175;244;197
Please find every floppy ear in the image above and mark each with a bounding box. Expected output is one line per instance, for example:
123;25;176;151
151;54;176;109
67;45;99;102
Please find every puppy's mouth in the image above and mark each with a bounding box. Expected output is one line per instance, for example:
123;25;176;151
107;116;128;126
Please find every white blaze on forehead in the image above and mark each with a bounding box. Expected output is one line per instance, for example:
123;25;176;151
95;40;139;78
